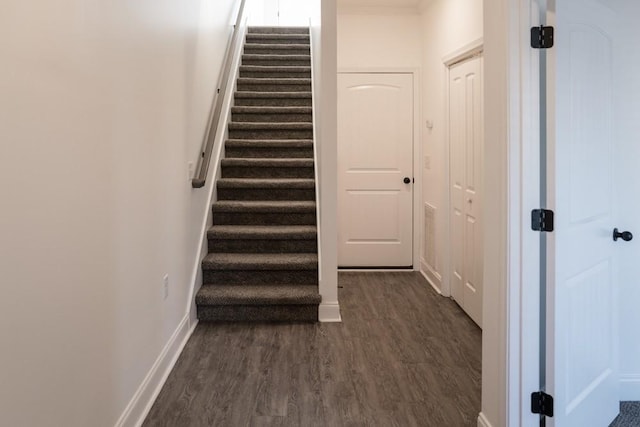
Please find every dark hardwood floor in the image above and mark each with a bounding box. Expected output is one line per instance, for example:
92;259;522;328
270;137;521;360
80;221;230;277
143;272;482;427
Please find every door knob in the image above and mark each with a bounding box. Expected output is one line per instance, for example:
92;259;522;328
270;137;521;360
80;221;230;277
403;177;411;184
613;228;633;242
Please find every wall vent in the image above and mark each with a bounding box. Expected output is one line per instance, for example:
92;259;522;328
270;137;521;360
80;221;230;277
423;203;437;271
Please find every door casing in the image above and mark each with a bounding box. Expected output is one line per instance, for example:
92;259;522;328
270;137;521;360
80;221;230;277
436;39;485;301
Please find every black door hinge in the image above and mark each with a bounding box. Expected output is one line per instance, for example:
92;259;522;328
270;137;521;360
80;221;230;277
531;26;555;49
531;209;554;232
531;391;554;417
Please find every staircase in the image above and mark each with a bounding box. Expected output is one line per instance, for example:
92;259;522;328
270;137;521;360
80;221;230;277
196;27;321;322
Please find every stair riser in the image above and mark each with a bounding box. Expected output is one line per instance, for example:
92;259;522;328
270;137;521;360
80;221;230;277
234;97;312;107
248;27;309;34
240;70;311;79
225;146;313;159
244;46;310;55
228;129;313;139
232;113;312;122
212;212;316;226
245;36;310;45
217;187;315;201
242;57;311;66
203;270;318;285
237;83;311;92
197;304;317;322
208;239;317;253
240;69;311;79
221;166;314;179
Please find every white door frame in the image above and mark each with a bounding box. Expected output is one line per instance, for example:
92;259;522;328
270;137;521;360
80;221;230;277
480;0;543;426
337;68;422;271
439;39;484;299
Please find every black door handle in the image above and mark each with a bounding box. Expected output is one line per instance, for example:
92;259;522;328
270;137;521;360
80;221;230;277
403;177;411;184
613;228;633;242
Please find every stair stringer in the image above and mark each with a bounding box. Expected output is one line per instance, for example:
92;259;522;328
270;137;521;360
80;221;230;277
186;18;249;325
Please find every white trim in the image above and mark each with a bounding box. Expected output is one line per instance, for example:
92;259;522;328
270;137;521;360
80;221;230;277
442;44;484;299
319;303;342;322
477;412;494;427
442;38;485;67
186;17;249;324
511;1;543;427
309;17;324;315
115;316;197;427
620;375;640;401
317;0;340;324
336;67;422;271
420;266;442;295
420;260;442;293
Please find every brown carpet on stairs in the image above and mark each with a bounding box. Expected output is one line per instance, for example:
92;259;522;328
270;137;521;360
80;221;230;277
195;26;320;322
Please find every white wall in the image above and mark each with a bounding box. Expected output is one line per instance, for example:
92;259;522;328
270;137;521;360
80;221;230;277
481;0;511;425
337;8;423;69
612;0;640;400
0;0;238;425
419;0;483;291
312;0;341;322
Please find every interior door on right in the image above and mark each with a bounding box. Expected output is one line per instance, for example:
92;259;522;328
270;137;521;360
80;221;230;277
449;56;483;328
546;0;622;425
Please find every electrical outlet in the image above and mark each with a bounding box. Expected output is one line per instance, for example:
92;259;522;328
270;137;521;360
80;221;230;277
187;162;195;180
163;274;169;300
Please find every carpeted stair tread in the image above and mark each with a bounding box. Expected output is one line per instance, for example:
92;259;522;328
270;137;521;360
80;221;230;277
246;33;310;43
235;91;311;99
228;122;312;130
196;284;321;306
239;65;311;76
226;139;313;147
224;140;314;159
208;225;317;240
217;178;315;188
237;77;311;89
238;77;311;84
198;25;318;323
202;252;317;270
248;27;309;34
231;106;312;114
212;200;316;212
244;43;310;50
243;54;310;61
221;158;314;167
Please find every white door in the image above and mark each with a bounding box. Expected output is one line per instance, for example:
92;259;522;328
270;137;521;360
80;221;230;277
449;56;483;327
337;73;414;267
546;0;622;425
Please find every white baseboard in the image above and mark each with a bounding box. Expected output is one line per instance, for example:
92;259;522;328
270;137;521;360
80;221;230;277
620;374;640;401
115;315;197;427
319;302;341;322
477;412;493;427
420;260;442;294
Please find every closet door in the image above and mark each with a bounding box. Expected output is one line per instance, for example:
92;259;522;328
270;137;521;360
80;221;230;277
449;56;483;327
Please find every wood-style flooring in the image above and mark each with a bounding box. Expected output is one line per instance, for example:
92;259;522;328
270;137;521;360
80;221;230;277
144;272;482;427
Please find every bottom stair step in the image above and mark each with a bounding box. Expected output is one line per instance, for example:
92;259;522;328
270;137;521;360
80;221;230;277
196;284;321;305
197;304;317;322
196;284;320;321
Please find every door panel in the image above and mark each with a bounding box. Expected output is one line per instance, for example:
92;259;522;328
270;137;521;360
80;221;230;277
449;57;483;327
547;0;619;425
338;73;414;267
